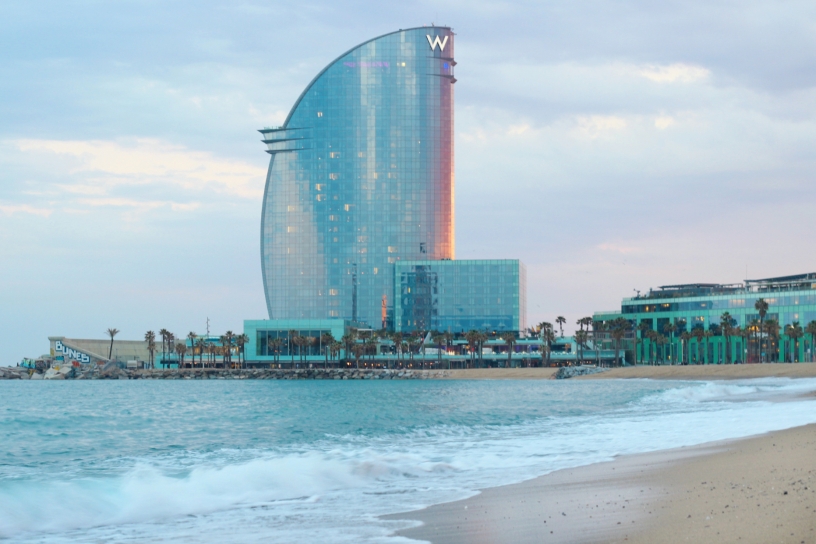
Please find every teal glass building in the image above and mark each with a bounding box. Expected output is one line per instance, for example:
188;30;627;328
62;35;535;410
394;260;526;333
594;273;816;364
260;27;455;328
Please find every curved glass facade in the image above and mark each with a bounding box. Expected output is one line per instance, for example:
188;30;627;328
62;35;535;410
260;27;455;327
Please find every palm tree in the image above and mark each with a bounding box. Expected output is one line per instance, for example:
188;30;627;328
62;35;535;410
187;332;197;368
351;343;363;368
732;326;743;363
805;321;816;362
175;342;187;368
784;321;803;362
222;331;235;368
145;331;156;369
501;332;517;368
540;323;555;366
363;336;377;367
477;332;489;367
662;322;677;364
294;336;307;367
288;330;299;367
764;319;781;362
465;330;479;368
106;328;119;360
746;319;760;363
320;333;335;367
537;322;552;366
330;341;343;365
636;321;650;365
235;333;249;368
720;312;733;364
158;328;169;366
391;332;403;365
196;337;206;367
341;331;357;366
309;336;319;365
645;330;657;364
703;330;714;364
556;316;566;338
591;320;605;366
272;337;281;366
407;336;420;365
754;298;769;362
432;333;445;368
166;332;175;365
574;330;588;364
609;317;630;367
691;327;705;364
679;331;691;365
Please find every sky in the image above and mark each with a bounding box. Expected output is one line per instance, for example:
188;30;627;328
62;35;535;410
2;0;815;364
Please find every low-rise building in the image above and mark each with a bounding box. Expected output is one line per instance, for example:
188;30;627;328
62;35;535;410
594;272;816;364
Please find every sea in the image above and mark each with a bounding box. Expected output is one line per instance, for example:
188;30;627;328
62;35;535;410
1;377;815;543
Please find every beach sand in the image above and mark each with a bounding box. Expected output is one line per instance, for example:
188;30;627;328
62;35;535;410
576;362;816;381
442;368;559;379
388;423;816;544
439;363;816;381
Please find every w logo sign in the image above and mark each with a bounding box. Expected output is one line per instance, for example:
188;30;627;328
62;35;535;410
426;35;449;52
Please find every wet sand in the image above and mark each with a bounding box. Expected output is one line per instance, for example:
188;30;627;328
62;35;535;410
389;423;816;543
439;363;816;381
575;362;816;381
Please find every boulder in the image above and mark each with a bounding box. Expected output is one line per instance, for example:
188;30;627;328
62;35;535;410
553;366;609;379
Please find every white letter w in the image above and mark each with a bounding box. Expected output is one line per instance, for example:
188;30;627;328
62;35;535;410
426;35;449;52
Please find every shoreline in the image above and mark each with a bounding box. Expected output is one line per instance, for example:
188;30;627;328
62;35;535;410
2;362;815;381
388;421;816;544
576;362;816;381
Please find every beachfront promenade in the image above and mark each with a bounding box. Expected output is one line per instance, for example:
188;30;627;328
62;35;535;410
4;363;816;381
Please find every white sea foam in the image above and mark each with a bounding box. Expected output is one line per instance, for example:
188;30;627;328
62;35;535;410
641;377;816;404
1;378;815;543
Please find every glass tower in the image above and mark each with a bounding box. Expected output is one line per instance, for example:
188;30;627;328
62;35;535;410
394;260;526;333
260;27;455;328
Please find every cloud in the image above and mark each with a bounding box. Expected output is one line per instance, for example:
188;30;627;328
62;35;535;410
637;63;710;83
654;115;676;130
507;124;533;136
0;203;53;217
14;139;266;199
572;115;627;139
76;197;201;212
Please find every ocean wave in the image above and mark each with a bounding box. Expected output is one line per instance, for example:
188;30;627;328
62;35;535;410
638;377;816;405
0;453;367;537
1;379;815;542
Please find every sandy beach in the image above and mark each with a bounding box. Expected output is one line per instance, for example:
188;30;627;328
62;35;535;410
576;362;816;381
389;420;816;544
439;363;816;381
442;368;559;379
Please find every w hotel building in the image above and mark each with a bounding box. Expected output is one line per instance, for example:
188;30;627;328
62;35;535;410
246;27;525;359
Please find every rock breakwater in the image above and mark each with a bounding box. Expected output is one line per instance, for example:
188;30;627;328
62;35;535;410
553;366;609;379
1;367;451;380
